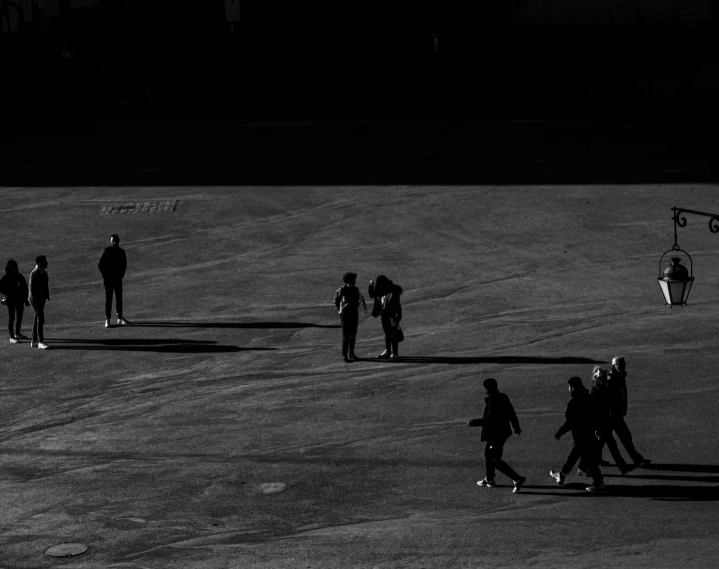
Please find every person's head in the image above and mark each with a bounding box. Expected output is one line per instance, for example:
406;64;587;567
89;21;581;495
35;255;47;270
343;272;357;285
110;234;120;247
374;274;391;295
5;259;18;275
483;377;498;394
567;376;584;395
612;356;625;373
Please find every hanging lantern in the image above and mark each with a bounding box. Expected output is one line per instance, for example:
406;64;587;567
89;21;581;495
657;251;694;307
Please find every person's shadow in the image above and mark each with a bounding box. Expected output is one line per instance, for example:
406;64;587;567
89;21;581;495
357;355;607;365
46;338;274;353
123;320;341;329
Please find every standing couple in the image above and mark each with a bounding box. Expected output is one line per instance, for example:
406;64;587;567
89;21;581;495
333;273;404;363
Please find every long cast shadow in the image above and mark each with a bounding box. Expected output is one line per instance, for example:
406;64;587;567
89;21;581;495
126;320;341;329
362;356;607;365
643;463;719;474
604;472;719;484
46;338;273;353
521;483;719;501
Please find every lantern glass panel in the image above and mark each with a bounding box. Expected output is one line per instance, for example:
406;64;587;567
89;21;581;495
658;279;672;304
683;278;694;302
669;281;687;304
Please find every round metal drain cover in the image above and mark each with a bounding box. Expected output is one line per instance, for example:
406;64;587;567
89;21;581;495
257;482;286;494
44;543;88;557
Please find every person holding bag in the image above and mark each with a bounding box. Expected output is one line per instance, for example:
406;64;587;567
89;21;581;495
368;274;404;361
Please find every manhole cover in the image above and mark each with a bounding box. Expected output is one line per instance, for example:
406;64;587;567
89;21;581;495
101;200;178;215
44;543;88;557
256;482;286;494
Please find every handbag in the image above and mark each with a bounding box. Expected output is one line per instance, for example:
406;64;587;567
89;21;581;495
395;323;404;343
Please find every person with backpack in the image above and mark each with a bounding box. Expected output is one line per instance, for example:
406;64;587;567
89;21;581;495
333;272;367;362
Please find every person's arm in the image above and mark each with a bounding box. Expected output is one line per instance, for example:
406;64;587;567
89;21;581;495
359;293;367;314
555;405;571;439
367;279;376;299
467;418;483;427
44;273;50;301
119;249;127;279
506;395;521;435
395;296;402;323
98;249;107;277
333;287;343;312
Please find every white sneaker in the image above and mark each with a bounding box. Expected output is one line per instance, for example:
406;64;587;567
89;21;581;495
513;476;527;494
105;319;110;328
586;481;608;492
9;337;18;344
550;470;565;486
378;350;390;359
117;317;127;325
37;342;49;350
389;353;399;361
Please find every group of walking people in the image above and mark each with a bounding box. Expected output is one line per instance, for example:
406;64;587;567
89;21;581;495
334;273;403;362
467;357;650;493
0;234;129;349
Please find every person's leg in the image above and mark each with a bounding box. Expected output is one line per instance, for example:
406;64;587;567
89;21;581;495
36;302;45;343
104;279;113;320
612;416;644;463
31;301;40;343
391;328;399;356
340;313;350;359
15;303;24;337
484;442;496;481
348;311;359;358
603;430;629;471
561;442;583;475
490;439;521;481
115;278;123;319
8;305;16;338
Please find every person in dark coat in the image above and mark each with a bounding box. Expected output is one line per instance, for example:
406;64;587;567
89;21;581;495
98;234;128;327
367;275;403;360
582;366;631;476
607;357;650;467
550;376;607;492
28;255;50;349
334;272;367;362
0;260;30;343
467;377;527;493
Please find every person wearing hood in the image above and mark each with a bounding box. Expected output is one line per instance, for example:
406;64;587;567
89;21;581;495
550;376;607;492
368;275;403;360
0;260;30;343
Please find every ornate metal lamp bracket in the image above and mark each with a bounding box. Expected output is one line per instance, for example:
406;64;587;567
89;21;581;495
672;206;719;250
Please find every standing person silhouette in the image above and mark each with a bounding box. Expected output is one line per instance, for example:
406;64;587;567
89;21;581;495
0;260;30;343
98;234;128;328
28;256;50;350
334;272;368;363
367;275;403;361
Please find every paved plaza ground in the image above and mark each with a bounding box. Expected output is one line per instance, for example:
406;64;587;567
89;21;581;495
1;183;718;568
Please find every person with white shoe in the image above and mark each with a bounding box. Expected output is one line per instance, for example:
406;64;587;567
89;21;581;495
467;378;527;494
551;376;607;492
368;275;403;360
28;256;50;350
0;259;30;343
98;234;128;327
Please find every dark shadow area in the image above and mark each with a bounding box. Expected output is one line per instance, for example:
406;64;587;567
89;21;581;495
521;484;719;501
126;320;341;329
359;356;607;365
643;463;719;474
605;472;719;484
46;338;273;353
